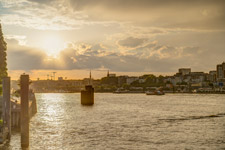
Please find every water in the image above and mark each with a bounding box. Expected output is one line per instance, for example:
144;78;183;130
3;93;225;149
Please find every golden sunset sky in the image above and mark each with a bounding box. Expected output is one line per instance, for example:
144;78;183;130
0;0;225;80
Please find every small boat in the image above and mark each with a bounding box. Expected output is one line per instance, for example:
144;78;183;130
146;90;165;95
113;89;129;94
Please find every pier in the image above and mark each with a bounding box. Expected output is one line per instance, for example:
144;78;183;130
0;75;37;146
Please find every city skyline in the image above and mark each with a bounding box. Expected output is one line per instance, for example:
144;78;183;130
14;61;223;81
0;0;225;80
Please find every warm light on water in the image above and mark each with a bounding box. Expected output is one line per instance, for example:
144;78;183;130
3;93;225;149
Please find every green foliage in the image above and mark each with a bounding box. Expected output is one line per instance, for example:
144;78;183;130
141;74;156;79
130;75;165;88
166;81;171;84
158;75;164;83
101;77;118;85
0;23;8;83
122;83;130;89
130;80;140;86
177;81;187;85
144;75;157;86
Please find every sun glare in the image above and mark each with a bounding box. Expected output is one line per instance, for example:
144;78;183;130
40;35;65;57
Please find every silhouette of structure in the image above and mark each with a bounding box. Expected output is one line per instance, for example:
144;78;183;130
81;70;94;105
107;70;109;77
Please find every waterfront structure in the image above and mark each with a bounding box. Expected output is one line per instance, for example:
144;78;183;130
31;62;225;93
81;85;94;105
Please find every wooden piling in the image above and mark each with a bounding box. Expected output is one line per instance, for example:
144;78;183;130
81;85;94;105
20;75;29;148
3;77;11;140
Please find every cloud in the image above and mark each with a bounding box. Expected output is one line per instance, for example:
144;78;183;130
5;35;27;45
56;42;215;72
118;37;147;48
6;38;46;70
68;0;225;30
3;32;217;73
4;25;224;74
8;49;45;70
1;0;225;31
0;0;86;30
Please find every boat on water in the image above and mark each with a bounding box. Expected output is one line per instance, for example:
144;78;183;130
113;89;130;94
146;90;165;95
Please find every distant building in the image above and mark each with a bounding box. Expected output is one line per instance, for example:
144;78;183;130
217;62;225;80
190;72;206;83
208;71;217;82
107;70;116;77
178;68;191;75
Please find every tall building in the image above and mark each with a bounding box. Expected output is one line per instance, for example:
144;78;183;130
208;71;217;82
217;62;225;80
223;62;225;78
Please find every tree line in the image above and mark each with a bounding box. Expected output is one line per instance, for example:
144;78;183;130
0;23;8;95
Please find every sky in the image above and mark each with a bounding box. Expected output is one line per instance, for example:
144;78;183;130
0;0;225;80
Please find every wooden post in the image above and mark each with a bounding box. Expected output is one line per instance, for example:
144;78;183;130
20;75;29;148
3;77;11;140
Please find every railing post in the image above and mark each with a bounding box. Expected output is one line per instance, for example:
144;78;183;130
3;77;11;140
20;75;29;148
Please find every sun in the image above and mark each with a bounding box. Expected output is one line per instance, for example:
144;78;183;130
40;34;65;57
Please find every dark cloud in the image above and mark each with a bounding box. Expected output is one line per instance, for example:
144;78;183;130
8;49;45;70
118;37;147;48
7;42;46;70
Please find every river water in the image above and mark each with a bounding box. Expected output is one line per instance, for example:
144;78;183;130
3;93;225;149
